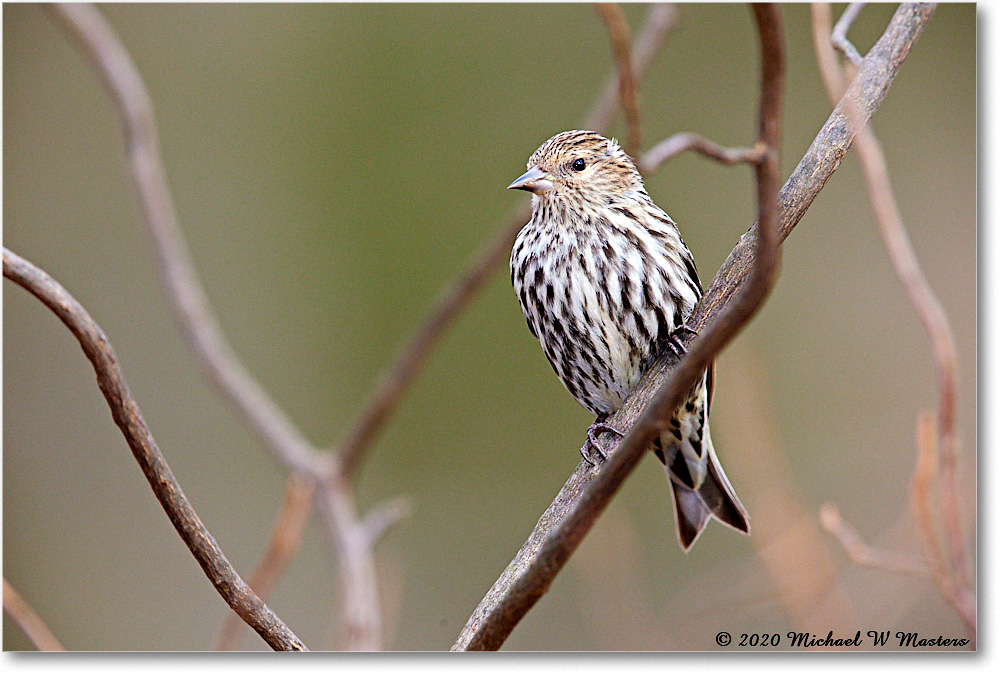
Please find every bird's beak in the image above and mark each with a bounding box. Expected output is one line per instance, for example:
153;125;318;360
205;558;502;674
507;165;554;194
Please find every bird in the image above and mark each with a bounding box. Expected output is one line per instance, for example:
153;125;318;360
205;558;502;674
508;129;749;551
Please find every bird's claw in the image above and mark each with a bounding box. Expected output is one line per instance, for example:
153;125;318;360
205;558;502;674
665;323;698;359
580;421;625;467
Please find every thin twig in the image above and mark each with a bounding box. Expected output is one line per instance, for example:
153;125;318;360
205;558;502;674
47;3;320;479
818;503;931;577
452;3;785;650
640;132;764;174
911;412;976;642
584;4;679;132
215;474;316;651
359;496;413;549
3;578;66;651
454;2;934;651
812;1;972;639
722;345;859;632
596;3;642;155
911;413;976;640
3;247;307;652
336;4;680;482
833;3;867;66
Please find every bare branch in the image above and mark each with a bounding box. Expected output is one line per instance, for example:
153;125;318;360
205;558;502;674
317;478;384;650
596;3;642;154
912;413;977;639
335;202;529;481
336;4;679;482
585;3;678;131
639;132;764;174
453;3;785;650
360;496;413;549
48;3;320;479
3;578;65;651
812;1;971;639
215;474;316;651
818;503;931;577
3;247;307;652
454;2;934;650
722;345;859;633
833;3;867;66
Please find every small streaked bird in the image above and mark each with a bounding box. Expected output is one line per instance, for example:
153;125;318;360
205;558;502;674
508;130;749;550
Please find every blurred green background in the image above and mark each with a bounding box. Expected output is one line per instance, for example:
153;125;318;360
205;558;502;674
3;3;975;651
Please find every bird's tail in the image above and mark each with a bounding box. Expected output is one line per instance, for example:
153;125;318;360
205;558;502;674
666;434;749;552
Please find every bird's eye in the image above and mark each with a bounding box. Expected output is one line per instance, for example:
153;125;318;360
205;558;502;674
571;158;586;172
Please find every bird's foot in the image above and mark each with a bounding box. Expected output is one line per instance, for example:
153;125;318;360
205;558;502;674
665;322;698;359
580;421;625;467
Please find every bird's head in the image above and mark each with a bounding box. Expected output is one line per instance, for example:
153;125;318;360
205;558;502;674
507;130;645;202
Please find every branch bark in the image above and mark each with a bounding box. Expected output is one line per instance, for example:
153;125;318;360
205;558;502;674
453;2;933;651
3;247;306;652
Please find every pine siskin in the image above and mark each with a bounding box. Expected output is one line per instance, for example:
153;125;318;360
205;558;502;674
508;130;749;551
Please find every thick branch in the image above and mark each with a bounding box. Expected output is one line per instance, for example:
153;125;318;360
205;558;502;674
453;2;933;651
3;248;306;652
453;3;786;650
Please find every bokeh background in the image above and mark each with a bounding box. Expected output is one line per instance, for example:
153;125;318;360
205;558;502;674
3;3;975;651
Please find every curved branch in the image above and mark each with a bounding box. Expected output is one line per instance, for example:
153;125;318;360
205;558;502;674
453;2;933;651
3;578;65;651
3;247;306;652
48;3;320;479
640;132;764;173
